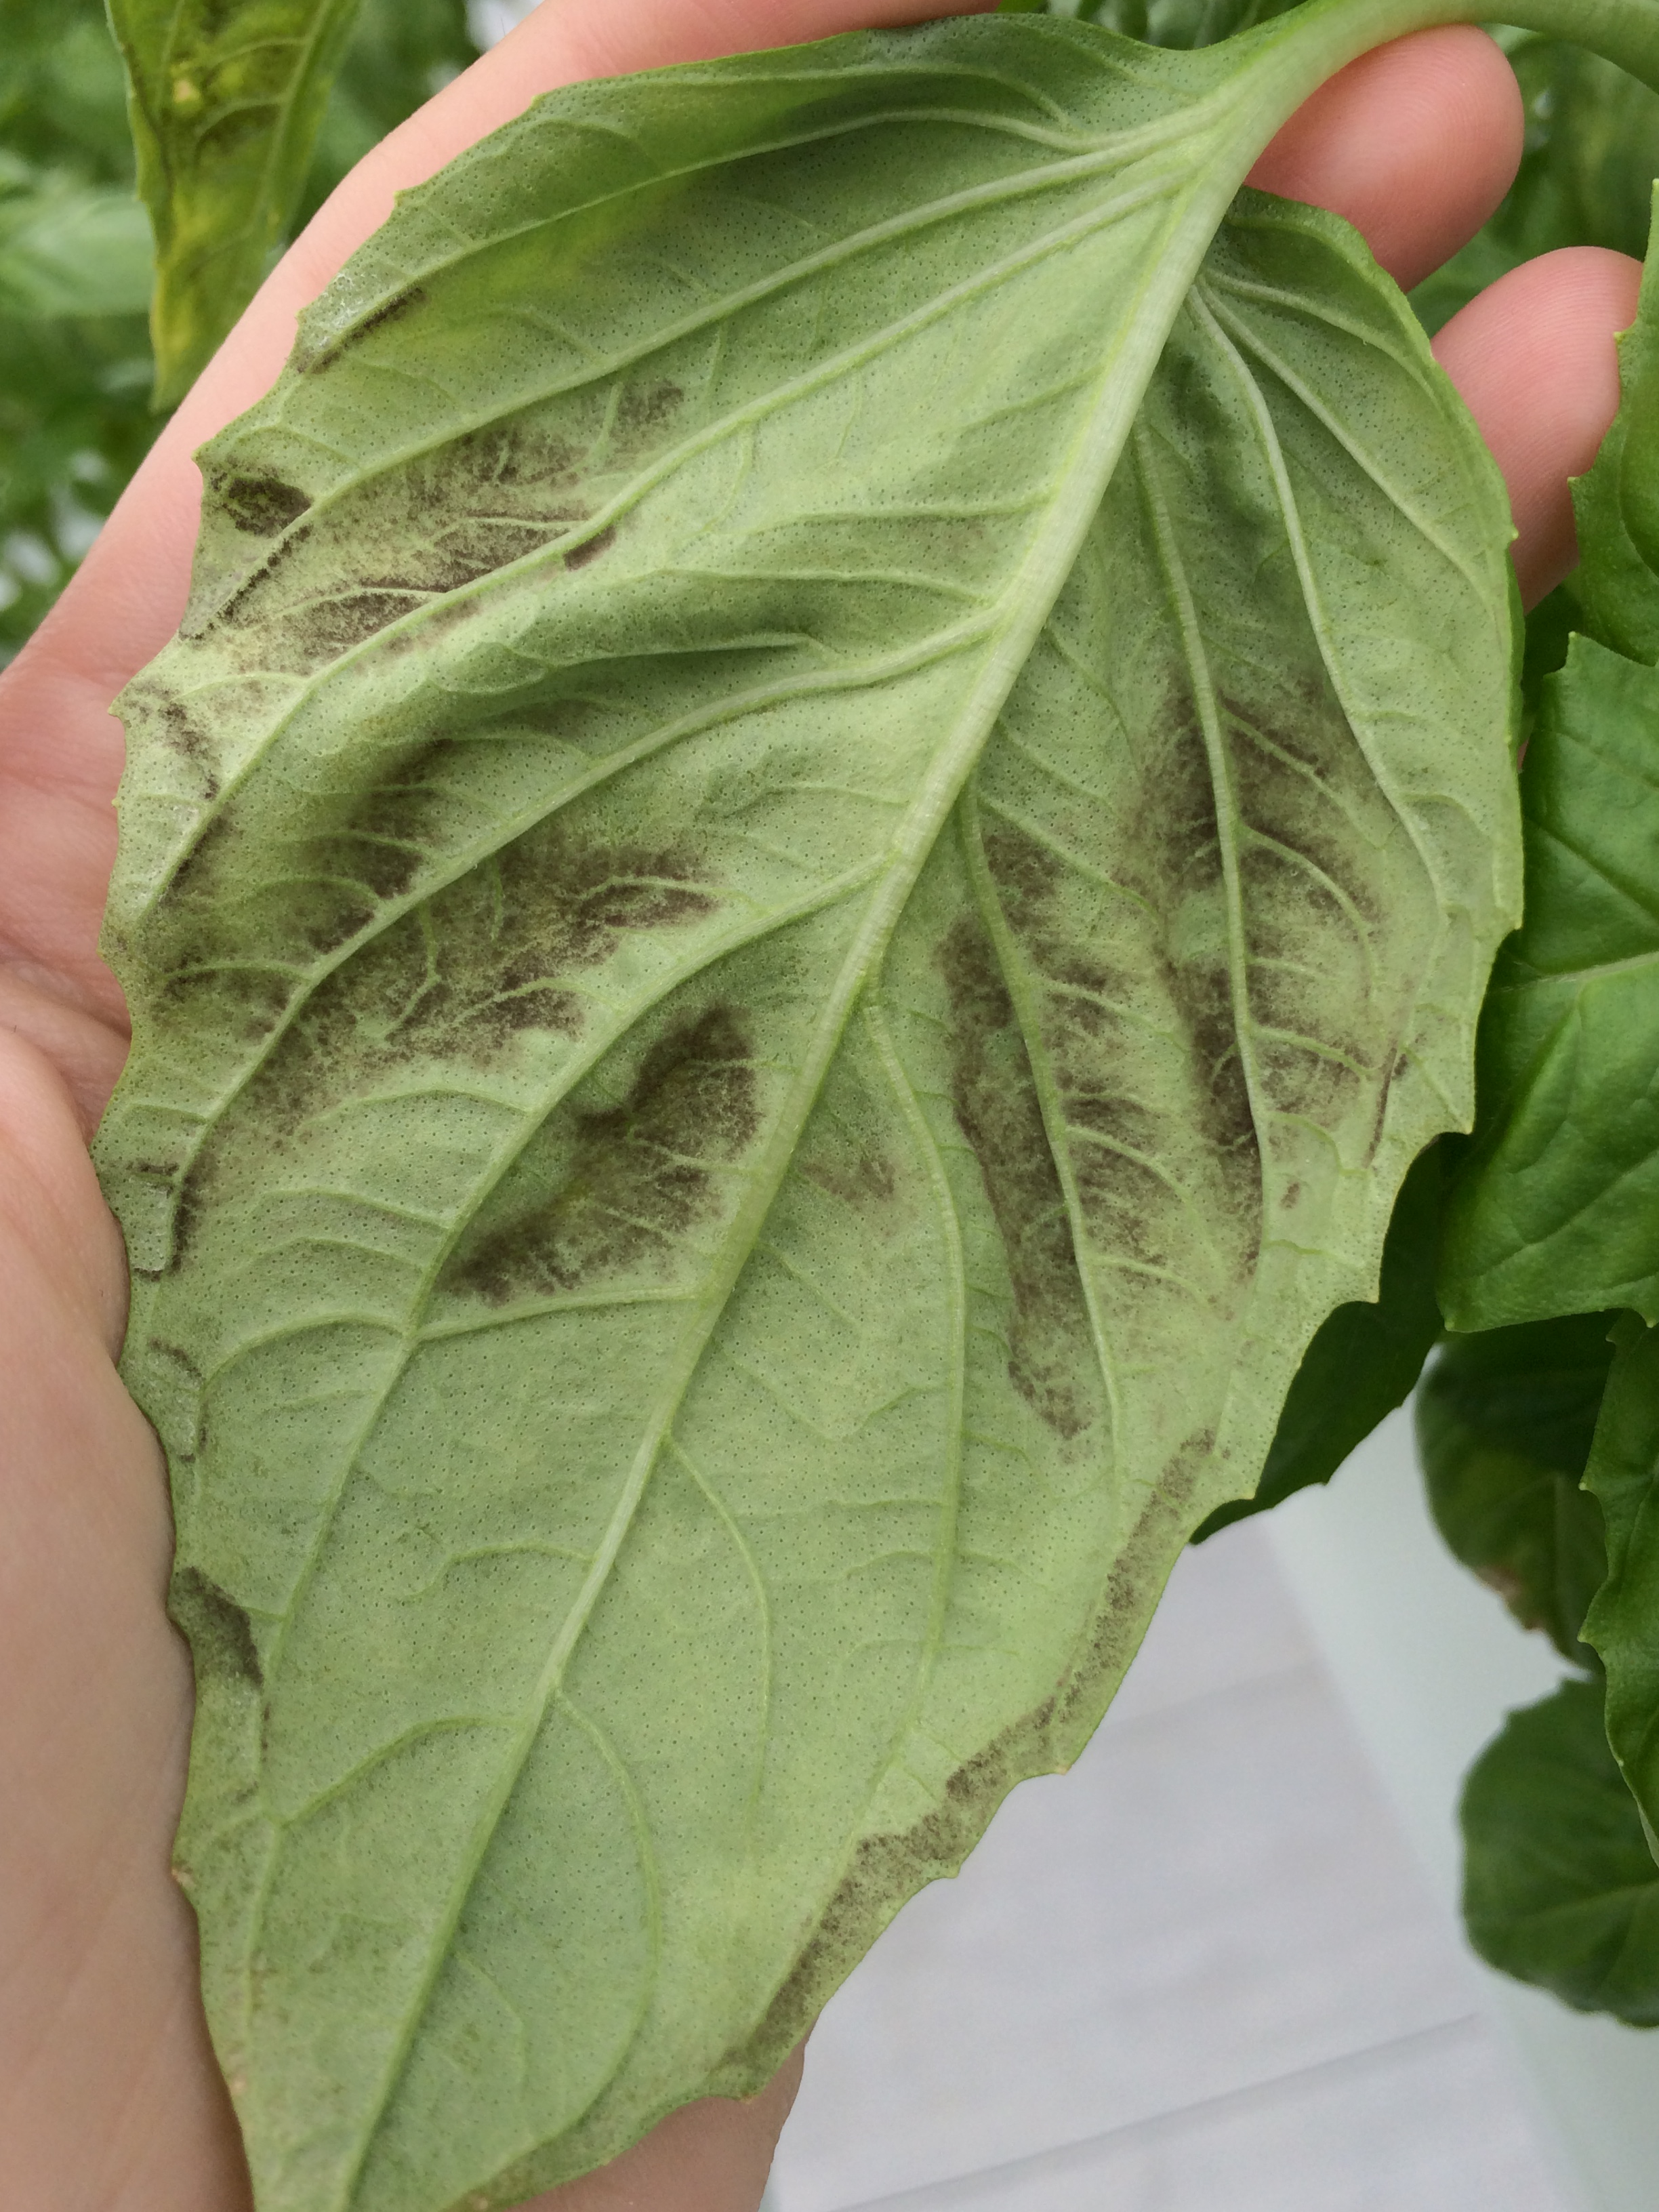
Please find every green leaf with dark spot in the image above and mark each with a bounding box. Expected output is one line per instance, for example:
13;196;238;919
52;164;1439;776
93;16;1521;2204
108;0;367;406
1461;1677;1659;2025
1417;1313;1614;1664
1191;1143;1443;1540
1441;637;1659;1328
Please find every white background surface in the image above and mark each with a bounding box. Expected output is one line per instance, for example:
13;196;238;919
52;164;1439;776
766;1498;1579;2212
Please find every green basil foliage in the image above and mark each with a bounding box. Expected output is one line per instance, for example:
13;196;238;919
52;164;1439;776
1583;1320;1659;1862
1462;1675;1659;2024
1436;126;1659;2033
1418;1314;1614;1666
1442;272;1659;1330
94;9;1529;2199
0;0;154;654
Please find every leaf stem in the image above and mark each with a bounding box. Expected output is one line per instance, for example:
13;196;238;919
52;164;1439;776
1233;0;1659;150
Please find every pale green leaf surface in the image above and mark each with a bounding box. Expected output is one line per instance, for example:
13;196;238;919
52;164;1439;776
108;0;365;404
1418;1313;1614;1664
1462;1677;1659;2025
1441;638;1659;1327
94;18;1519;2206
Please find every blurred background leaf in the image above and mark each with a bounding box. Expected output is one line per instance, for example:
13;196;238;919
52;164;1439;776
0;0;485;663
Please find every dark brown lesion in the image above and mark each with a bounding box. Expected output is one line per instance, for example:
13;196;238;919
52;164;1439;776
565;523;618;571
169;1565;263;1690
204;415;608;659
938;903;1097;1439
216;472;312;537
293;282;428;374
443;1004;760;1305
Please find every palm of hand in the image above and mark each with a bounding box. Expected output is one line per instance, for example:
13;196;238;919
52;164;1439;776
0;5;1635;2207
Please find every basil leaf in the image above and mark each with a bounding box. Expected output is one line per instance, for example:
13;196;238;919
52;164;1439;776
1583;1314;1659;1863
1461;1676;1659;2024
1417;1314;1614;1664
96;19;1520;2203
1192;1143;1442;1540
108;0;367;405
1441;637;1659;1328
1574;184;1659;667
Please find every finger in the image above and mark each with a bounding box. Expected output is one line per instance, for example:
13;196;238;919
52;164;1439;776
26;0;995;693
1433;245;1643;607
531;2045;806;2212
1248;25;1522;291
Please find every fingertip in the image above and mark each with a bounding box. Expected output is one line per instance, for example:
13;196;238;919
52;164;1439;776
1433;245;1643;605
1248;26;1523;290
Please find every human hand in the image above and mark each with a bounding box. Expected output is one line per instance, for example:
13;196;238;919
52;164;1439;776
0;7;1635;2208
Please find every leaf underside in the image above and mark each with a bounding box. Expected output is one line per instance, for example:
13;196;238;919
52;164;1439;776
108;0;365;405
94;20;1519;2208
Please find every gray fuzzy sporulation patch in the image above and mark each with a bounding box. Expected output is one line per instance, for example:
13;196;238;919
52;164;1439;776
938;903;1094;1438
444;1005;760;1305
170;1565;262;1690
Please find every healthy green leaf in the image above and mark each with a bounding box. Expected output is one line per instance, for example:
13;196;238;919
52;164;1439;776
1417;1313;1614;1663
1441;637;1659;1328
1574;186;1659;666
1191;1142;1443;1540
94;15;1522;2204
108;0;367;406
1584;1314;1659;1864
0;158;152;321
1461;1676;1659;2024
